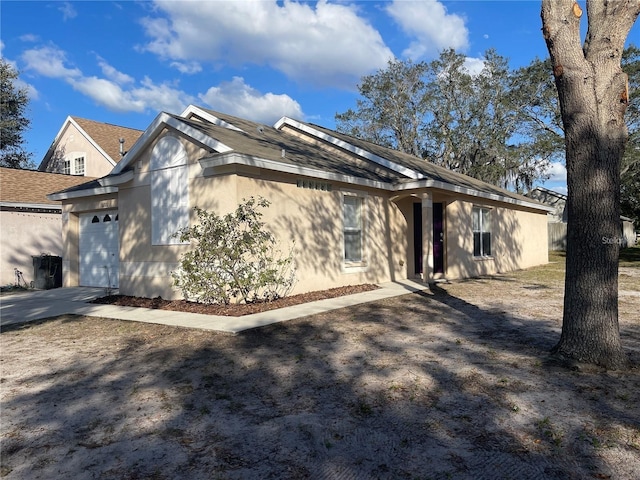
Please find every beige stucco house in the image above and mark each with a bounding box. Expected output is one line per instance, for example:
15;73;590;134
0;167;94;287
38;116;143;177
49;105;551;299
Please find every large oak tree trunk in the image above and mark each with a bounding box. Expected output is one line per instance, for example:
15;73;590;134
541;0;639;369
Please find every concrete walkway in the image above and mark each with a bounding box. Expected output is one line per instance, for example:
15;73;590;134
0;280;428;333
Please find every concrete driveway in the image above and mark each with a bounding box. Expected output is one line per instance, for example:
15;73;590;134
0;287;107;327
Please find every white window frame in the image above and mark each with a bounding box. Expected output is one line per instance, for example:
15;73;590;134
63;152;86;175
472;206;492;257
73;156;85;175
342;191;368;271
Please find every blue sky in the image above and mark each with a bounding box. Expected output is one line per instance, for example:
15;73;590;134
2;1;639;194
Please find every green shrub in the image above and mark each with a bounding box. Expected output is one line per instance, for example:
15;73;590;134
172;197;296;304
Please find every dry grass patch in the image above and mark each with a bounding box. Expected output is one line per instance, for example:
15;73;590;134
1;255;639;479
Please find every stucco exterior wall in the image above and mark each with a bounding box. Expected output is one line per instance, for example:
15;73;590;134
47;123;114;177
233;174;408;296
115;157;409;299
0;210;63;286
446;198;548;279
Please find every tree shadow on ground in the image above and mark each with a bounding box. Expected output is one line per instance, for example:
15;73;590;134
1;286;639;479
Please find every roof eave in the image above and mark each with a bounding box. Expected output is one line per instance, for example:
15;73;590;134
1;201;62;211
199;152;395;191
47;185;119;201
397;179;555;212
98;169;135;187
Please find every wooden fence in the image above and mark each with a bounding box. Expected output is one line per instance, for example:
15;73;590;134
548;221;637;251
548;223;567;251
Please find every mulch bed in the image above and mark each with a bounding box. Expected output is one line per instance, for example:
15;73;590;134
90;283;379;316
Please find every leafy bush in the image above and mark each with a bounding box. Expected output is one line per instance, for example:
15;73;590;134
171;197;296;305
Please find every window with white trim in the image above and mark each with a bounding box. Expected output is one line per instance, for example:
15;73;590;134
62;153;85;175
472;206;492;257
343;195;364;263
74;156;85;175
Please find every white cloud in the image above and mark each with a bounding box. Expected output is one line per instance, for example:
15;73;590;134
1;43;38;99
386;0;469;59
19;34;39;43
464;57;485;76
140;0;393;88
547;161;567;183
15;78;39;101
199;77;304;125
131;77;197;114
68;76;143;112
170;61;202;75
22;46;82;79
59;2;77;21
97;57;134;85
20;44;297;120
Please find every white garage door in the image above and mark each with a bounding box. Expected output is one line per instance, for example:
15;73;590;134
79;211;119;288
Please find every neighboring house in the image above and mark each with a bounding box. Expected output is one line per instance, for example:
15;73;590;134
528;186;637;249
38;116;143;178
0;167;94;287
49;105;552;298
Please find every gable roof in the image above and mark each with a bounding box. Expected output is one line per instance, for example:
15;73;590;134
51;105;552;212
72;117;143;163
0;167;95;207
527;186;567;201
38;116;143;171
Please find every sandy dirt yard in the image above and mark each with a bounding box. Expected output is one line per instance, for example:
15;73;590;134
1;259;639;479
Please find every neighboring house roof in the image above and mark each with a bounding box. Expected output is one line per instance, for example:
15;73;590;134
527;186;567;201
0;167;94;208
49;105;553;212
38;116;143;171
528;186;634;223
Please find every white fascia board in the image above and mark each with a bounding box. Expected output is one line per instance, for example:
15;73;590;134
68;117;117;166
1;201;62;211
47;185;119;201
199;153;394;191
98;169;135;187
200;152;552;212
38;115;73;170
180;105;245;132
397;179;555;212
274;117;424;180
111;113;234;176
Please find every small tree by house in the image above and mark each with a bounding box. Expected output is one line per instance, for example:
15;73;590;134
172;197;296;305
